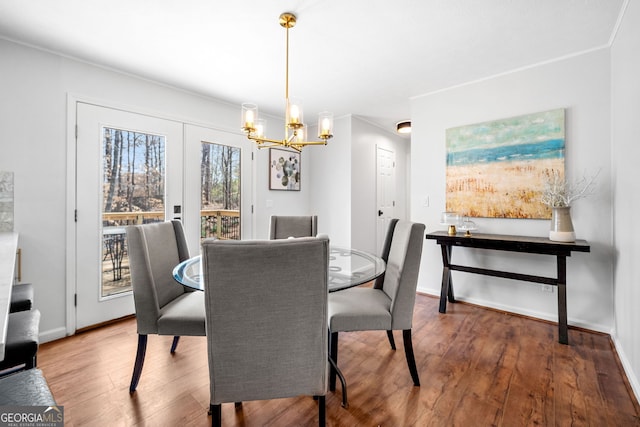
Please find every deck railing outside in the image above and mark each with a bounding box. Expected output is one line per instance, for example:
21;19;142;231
200;209;240;240
102;211;164;226
102;209;241;240
101;209;240;295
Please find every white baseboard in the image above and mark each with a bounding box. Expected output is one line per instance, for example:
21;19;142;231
611;333;640;404
39;327;68;344
416;286;611;334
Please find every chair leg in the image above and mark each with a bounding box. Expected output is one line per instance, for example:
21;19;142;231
317;395;326;427
402;329;420;386
329;332;338;391
327;331;350;407
328;356;349;408
25;354;37;370
386;330;396;350
210;404;221;427
129;334;148;393
170;336;180;353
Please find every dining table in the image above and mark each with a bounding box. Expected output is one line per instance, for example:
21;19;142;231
173;245;386;293
172;244;386;408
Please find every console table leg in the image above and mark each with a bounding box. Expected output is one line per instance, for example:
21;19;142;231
439;245;455;313
557;255;568;345
447;270;455;303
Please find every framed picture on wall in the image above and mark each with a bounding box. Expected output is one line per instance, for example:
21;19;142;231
269;148;301;191
445;108;565;219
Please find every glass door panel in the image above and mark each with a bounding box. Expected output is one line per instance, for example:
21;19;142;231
101;127;166;297
183;124;253;253
200;142;241;241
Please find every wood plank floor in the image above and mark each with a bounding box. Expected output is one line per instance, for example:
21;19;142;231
37;294;640;426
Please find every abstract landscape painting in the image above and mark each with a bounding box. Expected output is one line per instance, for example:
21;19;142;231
446;109;565;219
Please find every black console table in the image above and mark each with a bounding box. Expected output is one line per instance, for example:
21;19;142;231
425;231;590;344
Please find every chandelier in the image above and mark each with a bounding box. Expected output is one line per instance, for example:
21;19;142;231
241;12;334;152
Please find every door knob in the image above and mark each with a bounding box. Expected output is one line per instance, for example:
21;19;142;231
378;210;383;216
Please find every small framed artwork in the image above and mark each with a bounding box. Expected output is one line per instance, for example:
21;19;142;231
269;148;301;191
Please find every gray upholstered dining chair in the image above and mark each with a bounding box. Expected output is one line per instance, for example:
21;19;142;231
125;220;206;393
201;236;329;427
328;219;425;391
269;215;318;239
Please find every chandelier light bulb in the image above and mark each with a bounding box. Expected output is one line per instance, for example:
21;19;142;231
241;103;258;132
318;112;334;139
297;125;307;143
255;119;266;139
287;97;304;128
290;106;299;122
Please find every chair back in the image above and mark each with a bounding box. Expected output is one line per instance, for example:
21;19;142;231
379;220;425;330
126;220;191;334
373;218;399;289
269;215;318;239
201;236;329;404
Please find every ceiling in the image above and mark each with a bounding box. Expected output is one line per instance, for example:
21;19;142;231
0;0;626;134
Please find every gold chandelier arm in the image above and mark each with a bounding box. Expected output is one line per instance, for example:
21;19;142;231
247;133;328;152
290;140;328;149
250;137;302;152
270;143;302;153
246;134;284;145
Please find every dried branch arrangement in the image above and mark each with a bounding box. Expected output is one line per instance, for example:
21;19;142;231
541;169;600;208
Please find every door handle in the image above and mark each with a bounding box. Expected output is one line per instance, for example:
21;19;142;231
378;210;383;216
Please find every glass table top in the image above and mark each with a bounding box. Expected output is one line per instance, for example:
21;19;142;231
173;246;386;292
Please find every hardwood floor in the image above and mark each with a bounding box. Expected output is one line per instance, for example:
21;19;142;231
37;294;640;426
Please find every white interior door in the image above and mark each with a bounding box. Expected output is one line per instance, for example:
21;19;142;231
75;102;184;330
376;146;396;252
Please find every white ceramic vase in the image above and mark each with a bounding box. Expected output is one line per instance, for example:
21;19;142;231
549;206;576;242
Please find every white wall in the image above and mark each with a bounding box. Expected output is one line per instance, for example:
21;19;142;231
351;117;408;254
410;49;613;333
308;116;352;246
611;0;640;400
0;38;313;339
0;41;70;340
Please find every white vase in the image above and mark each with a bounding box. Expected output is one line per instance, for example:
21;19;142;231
549;206;576;242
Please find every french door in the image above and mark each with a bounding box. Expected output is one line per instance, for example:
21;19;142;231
75;103;184;329
74;103;253;330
